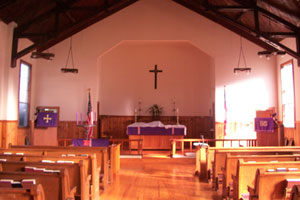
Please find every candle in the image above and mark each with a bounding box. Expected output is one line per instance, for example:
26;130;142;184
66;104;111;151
76;112;78;125
134;108;137;122
80;113;82;125
176;108;179;125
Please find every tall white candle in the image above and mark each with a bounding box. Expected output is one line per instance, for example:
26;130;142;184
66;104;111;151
76;112;78;125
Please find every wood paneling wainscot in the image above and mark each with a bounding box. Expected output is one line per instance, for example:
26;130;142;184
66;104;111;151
99;115;214;139
284;121;300;146
0;120;30;148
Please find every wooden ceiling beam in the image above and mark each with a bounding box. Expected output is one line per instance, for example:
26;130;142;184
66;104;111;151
10;0;138;67
15;0;79;33
36;0;138;53
261;32;297;38
261;0;300;21
0;0;17;10
233;0;299;31
215;6;253;12
173;0;300;66
173;0;276;51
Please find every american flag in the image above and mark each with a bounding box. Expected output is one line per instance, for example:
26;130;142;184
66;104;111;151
87;90;93;139
224;86;227;136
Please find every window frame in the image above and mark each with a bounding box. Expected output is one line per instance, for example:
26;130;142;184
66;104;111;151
280;59;296;129
18;60;32;128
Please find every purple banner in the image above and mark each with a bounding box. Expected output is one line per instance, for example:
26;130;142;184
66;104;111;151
36;112;57;127
255;117;274;132
72;139;109;147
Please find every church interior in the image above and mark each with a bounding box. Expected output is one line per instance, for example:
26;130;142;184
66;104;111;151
1;0;300;199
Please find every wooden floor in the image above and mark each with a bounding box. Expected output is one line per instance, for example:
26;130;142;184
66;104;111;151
101;156;222;200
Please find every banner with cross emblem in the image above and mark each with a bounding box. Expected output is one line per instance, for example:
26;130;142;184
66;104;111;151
36;112;58;127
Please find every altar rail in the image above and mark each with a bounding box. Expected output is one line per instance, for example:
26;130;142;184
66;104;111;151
57;138;143;155
170;138;257;156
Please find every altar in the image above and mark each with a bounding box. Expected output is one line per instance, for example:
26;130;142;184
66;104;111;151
127;121;186;150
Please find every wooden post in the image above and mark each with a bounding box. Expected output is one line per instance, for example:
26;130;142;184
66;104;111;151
172;141;176;157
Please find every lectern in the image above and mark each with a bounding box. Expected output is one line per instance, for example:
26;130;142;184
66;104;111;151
31;107;59;146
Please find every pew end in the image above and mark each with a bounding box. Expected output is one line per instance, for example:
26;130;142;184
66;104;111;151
290;185;300;200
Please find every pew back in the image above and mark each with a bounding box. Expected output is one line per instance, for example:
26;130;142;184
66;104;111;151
0;184;45;200
223;154;300;197
213;148;300;189
250;169;300;200
0;160;88;200
0;169;72;200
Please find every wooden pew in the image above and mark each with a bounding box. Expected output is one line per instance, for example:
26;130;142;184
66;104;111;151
212;148;300;190
9;144;119;182
0;169;75;200
223;154;300;198
202;146;300;183
233;159;300;200
248;168;300;200
0;153;98;200
0;184;45;200
0;160;89;200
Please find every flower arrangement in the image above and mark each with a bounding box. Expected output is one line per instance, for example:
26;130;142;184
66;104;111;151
147;104;163;117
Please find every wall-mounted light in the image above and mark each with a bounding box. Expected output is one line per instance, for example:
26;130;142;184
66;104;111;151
258;50;286;59
31;52;55;60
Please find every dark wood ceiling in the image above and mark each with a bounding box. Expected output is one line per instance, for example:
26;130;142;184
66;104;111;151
0;0;299;67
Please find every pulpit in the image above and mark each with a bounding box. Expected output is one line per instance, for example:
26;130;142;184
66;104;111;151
256;109;284;146
30;107;59;146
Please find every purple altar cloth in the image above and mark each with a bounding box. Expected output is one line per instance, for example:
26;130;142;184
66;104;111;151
72;139;109;147
255;117;274;132
127;122;186;136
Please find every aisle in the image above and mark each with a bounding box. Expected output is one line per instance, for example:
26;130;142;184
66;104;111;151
101;156;222;200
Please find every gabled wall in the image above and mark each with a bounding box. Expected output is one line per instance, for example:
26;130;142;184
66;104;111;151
99;40;214;116
31;0;277;123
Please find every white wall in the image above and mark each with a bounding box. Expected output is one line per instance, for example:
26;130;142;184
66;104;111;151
0;21;37;121
5;0;277;122
99;40;214;116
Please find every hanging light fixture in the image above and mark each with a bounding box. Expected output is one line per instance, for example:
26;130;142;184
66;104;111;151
61;37;79;73
234;37;251;75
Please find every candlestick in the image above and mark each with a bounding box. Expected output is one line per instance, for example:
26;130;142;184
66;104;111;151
76;112;78;125
176;108;179;125
134;108;137;122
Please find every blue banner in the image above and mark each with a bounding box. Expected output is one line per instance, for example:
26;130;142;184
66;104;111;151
36;112;58;127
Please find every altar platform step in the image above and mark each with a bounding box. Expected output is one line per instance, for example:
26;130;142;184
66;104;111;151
120;151;195;159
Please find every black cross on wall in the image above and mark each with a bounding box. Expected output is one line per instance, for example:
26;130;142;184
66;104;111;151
149;64;163;89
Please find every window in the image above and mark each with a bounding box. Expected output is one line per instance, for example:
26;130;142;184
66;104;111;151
280;60;295;128
18;61;31;127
